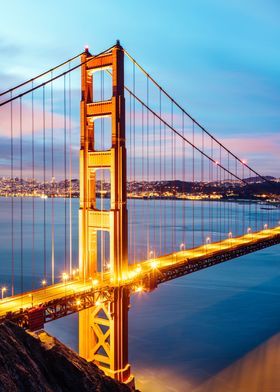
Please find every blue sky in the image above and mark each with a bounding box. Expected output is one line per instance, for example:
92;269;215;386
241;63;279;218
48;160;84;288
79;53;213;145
0;0;279;175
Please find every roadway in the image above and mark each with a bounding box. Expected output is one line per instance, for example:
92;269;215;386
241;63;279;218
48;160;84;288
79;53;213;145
1;226;280;321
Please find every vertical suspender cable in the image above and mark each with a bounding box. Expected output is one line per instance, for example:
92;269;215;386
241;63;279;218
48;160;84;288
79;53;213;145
32;85;35;289
242;161;245;235
146;76;150;257
210;139;213;237
223;151;226;236
182;112;186;247
133;62;136;263
201;129;204;245
248;166;252;231
173;103;176;251
20;97;23;293
129;92;132;263
219;145;222;242
159;89;162;254
192;122;195;249
153;114;156;254
51;73;55;284
254;168;257;231
216;160;219;242
63;75;67;273
208;138;211;240
43;86;46;281
10;93;14;296
68;65;73;275
235;159;238;236
164;124;166;254
141;105;144;259
171;100;174;252
228;152;231;234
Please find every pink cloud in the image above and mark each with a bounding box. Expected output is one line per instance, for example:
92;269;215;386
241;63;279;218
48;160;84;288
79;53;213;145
0;100;77;138
220;134;280;156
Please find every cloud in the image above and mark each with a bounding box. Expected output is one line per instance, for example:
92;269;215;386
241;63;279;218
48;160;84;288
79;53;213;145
0;99;78;138
221;133;280;156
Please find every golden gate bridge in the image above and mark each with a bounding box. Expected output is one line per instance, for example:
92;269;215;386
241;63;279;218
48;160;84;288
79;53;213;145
0;41;279;387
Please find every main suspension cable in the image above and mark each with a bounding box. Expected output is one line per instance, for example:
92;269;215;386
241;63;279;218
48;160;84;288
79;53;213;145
125;86;249;185
123;49;273;185
0;52;83;97
0;45;116;107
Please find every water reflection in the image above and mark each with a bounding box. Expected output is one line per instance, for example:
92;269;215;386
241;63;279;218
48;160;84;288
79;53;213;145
1;197;279;391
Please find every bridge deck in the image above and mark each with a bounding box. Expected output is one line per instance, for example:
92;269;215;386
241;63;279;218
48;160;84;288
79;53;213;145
0;227;280;328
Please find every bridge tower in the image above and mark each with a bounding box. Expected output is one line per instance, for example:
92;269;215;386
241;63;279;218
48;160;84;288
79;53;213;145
79;42;132;385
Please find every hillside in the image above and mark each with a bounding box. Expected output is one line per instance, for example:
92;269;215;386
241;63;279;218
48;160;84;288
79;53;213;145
0;321;132;392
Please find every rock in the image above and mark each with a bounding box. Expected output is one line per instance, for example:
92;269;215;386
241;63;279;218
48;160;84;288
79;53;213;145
0;321;132;392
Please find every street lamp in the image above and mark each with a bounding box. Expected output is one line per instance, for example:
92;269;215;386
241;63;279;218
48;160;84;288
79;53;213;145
62;272;69;282
28;293;34;307
228;232;232;247
1;287;7;300
151;260;158;269
205;236;211;253
136;265;142;274
62;272;69;296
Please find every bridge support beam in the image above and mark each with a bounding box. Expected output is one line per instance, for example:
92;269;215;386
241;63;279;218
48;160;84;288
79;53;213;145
79;43;133;386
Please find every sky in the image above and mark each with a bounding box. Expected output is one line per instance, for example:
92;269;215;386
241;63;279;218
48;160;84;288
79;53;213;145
0;0;279;177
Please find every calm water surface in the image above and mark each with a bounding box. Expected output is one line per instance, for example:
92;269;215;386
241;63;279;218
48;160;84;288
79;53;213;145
1;198;280;391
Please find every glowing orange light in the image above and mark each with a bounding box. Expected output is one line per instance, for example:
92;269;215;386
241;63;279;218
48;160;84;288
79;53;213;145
151;260;158;269
136;265;142;274
62;272;69;281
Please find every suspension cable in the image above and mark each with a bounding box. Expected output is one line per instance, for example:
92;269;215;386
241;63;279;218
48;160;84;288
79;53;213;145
123;49;273;185
0;45;116;107
125;86;249;185
0;52;83;97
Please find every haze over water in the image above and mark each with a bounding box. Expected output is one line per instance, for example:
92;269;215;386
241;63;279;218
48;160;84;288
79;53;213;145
0;198;280;391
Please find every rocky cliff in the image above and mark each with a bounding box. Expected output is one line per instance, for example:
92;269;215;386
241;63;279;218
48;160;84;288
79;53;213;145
0;321;132;392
